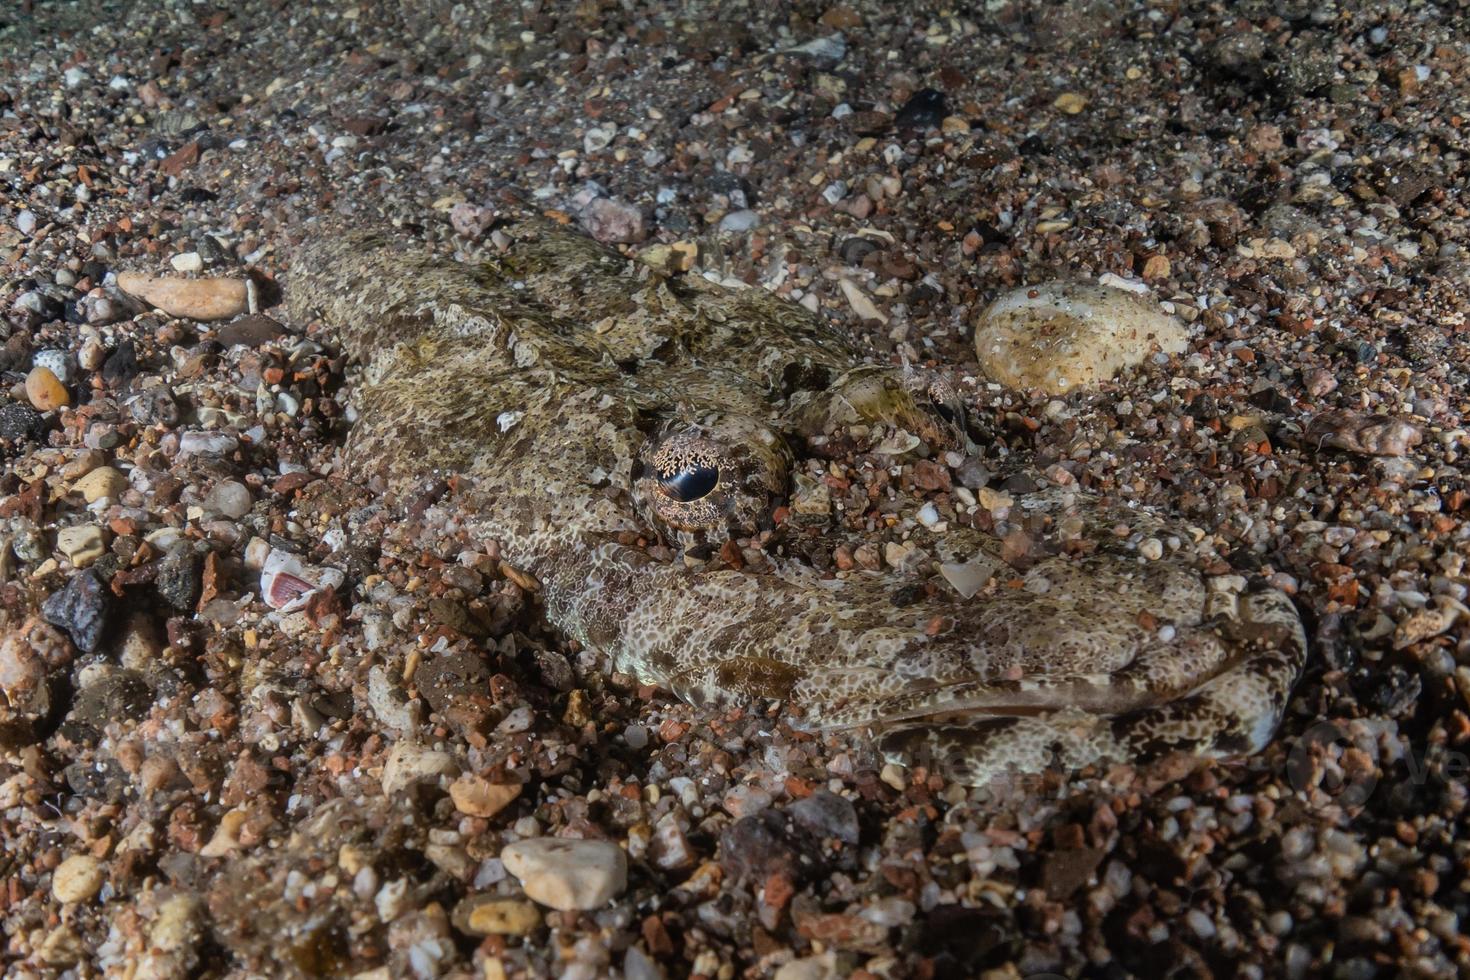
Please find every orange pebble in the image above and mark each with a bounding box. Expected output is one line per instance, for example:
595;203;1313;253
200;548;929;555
25;366;69;411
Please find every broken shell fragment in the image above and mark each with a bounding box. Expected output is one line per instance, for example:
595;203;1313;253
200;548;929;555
972;280;1187;394
260;548;345;612
116;270;252;321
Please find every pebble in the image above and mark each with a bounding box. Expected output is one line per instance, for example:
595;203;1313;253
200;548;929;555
448;202;496;240
451;895;542;936
15;209;36;235
155;545;202;611
1054;91;1089;114
623;723;649;749
720;810;820;883
216;314;286;347
788;790;861;845
578;197;646;244
84;295;119;325
774;955;839;980
177;431;239;457
624;946;665;980
51;854;105;904
972;280;1188;394
382;742;457;794
449;774;521;818
56;525;108;568
650;814;695;870
33;349;71;383
73;466;128;504
170;251;204;273
500;838;628;911
839;279;886;323
25;367;69;411
78;337;106;371
116;271;250;321
717;209;760;233
204;480;253;518
0;402;44;442
894;88;948;129
820;181;848;204
0;622;68;746
784;34;846;61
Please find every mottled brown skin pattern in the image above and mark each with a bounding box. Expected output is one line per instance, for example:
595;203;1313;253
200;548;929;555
289;220;1307;786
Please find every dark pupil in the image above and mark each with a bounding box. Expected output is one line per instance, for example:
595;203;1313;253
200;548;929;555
658;464;719;502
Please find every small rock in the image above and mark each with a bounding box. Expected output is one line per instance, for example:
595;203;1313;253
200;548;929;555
820;181;848;205
784;34;846;61
449;202;496;240
40;567;110;652
25;367;69;411
1053;91;1088;114
155;546;202;612
579;197;646;244
500;837;628;911
650;813;695;870
56;526;108;568
170;252;203;273
13;291;47;318
720;809;821;884
382;742;457;794
51;854;105;904
78;337;106;371
837;236;881;264
204;480;252;518
1304;367;1338;399
788;790;861;845
774;954;839;980
624;945;666;980
449;774;521;818
102;342;139;386
73;466;128;504
973;280;1188;394
116;271;250;321
451;895;542;937
894;88;948;129
717;209;760;233
33;349;71;384
215;315;285;348
839;279;887;323
16;210;37;235
177;431;238;457
130;387;180;427
0;620;71;745
84;295;120;325
0;402;45;442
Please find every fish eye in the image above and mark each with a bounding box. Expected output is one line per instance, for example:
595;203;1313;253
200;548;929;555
636;423;789;539
658;463;720;502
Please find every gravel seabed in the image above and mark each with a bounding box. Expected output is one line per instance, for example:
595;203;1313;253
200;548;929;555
1;1;1468;977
